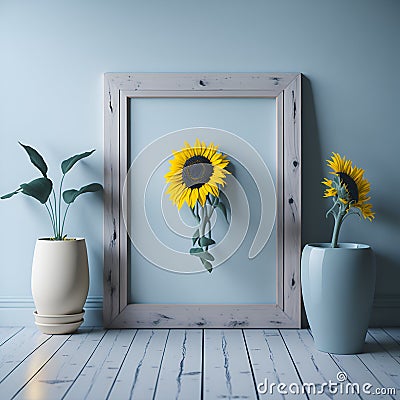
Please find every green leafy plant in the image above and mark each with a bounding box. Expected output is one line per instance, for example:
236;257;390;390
1;142;102;240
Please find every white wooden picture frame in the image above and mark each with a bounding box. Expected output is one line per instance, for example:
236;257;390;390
104;73;301;328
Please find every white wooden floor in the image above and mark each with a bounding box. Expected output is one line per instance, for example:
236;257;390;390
0;327;399;400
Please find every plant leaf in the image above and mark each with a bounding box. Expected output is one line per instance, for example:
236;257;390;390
192;229;200;246
199;237;215;247
201;251;215;261
20;177;53;204
62;182;102;204
62;189;79;204
77;183;103;195
217;202;229;223
201;259;213;273
190;248;215;261
61;149;95;175
190;247;204;255
19;142;48;177
1;189;21;200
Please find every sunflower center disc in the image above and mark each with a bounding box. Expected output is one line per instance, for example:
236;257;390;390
182;155;213;189
337;172;359;202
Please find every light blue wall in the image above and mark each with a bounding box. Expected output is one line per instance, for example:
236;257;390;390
0;0;399;326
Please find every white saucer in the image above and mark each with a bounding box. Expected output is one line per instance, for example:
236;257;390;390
35;319;83;335
33;310;85;324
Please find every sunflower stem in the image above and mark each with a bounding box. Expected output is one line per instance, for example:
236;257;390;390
197;204;216;252
199;205;205;239
331;216;341;248
330;203;347;248
201;205;214;234
203;205;209;251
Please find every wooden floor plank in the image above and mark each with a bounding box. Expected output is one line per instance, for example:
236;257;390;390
203;329;257;400
63;329;135;400
0;326;23;346
14;328;106;400
357;333;400;395
154;329;202;400
244;329;306;399
0;327;51;383
0;334;70;400
0;327;399;400
369;328;400;366
108;329;168;400
281;329;361;399
331;351;392;399
384;328;400;345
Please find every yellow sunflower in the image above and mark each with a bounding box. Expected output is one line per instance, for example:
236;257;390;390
165;139;230;209
322;152;375;221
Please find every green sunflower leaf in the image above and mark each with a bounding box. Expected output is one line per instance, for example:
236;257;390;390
201;251;215;262
192;229;200;246
19;142;48;177
201;258;213;273
61;149;96;175
199;237;215;247
189;248;215;262
190;247;204;255
217;202;229;223
208;194;219;206
20;177;53;204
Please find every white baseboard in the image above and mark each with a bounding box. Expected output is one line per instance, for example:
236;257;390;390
1;295;399;328
0;296;103;327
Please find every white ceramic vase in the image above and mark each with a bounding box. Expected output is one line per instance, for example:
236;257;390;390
31;238;89;315
301;243;376;354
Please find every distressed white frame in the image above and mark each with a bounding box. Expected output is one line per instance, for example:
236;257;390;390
104;73;301;328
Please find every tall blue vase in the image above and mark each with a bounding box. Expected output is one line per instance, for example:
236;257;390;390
301;243;376;354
